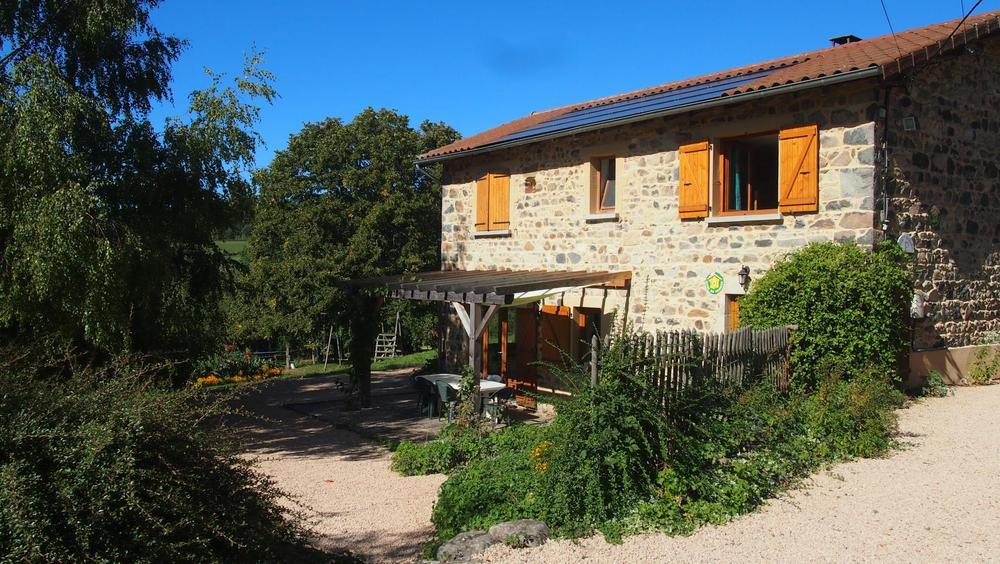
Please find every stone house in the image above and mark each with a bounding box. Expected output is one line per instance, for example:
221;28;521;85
414;12;1000;390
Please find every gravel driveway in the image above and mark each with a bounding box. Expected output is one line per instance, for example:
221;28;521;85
234;370;446;563
482;385;1000;563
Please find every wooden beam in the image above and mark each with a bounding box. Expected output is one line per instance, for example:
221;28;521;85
452;302;473;337
492;271;633;295
467;270;593;293
475;304;500;339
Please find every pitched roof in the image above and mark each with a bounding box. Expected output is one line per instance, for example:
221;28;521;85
419;10;1000;162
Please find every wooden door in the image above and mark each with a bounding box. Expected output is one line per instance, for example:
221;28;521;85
511;306;538;408
540;305;572;365
725;295;742;333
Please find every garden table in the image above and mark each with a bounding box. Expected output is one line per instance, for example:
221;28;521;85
415;374;507;418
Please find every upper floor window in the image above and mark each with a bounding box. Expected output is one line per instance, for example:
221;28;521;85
590;156;616;212
717;133;779;214
475;173;510;232
678;124;819;219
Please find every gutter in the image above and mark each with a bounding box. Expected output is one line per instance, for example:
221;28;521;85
416;66;883;164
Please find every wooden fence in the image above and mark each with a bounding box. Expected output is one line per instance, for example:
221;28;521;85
595;325;794;412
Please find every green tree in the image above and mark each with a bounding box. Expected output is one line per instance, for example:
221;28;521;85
0;0;274;360
243;108;458;403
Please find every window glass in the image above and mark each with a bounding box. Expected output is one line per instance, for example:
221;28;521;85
720;134;778;213
600;158;616;209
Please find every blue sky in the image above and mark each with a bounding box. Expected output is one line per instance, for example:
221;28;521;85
149;0;997;168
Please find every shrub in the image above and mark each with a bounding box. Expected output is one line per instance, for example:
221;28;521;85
0;358;324;562
392;440;458;476
431;450;545;543
922;370;950;397
965;347;999;385
393;424;549;477
540;376;668;537
636;369;902;533
740;242;912;387
191;344;282;387
799;368;904;459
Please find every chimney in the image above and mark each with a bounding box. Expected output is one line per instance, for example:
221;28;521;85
829;34;863;46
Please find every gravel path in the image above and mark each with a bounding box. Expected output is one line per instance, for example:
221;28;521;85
483;385;1000;563
234;371;445;563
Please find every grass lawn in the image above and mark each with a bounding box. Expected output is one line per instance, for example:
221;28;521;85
202;350;438;392
289;349;438;377
216;239;248;263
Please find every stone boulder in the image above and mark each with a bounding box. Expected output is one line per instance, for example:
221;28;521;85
488;519;549;548
437;530;497;562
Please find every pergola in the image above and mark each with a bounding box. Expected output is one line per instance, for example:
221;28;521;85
346;269;632;380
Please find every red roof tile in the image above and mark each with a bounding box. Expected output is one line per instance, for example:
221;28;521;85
420;10;1000;161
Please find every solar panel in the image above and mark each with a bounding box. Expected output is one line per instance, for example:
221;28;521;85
497;69;775;144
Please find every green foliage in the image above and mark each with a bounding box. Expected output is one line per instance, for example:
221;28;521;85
541;376;668;536
965;347;1000;385
191;344;278;380
431;450;545;543
0;2;274;359
392;440;459;476
236;109;459;350
921;370;950;397
0;356;323;562
635;369;902;533
423;331;905;547
740;242;912;387
392;423;548;477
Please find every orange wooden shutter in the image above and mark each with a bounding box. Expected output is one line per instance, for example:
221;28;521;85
488;174;510;230
678;141;710;219
778;125;819;213
475;174;489;231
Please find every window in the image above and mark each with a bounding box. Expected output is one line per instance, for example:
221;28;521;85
475;173;510;232
724;294;742;333
716;133;779;214
677;124;819;220
590;156;616;212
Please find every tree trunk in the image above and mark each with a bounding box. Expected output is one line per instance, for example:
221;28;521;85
285;341;291;370
350;293;380;408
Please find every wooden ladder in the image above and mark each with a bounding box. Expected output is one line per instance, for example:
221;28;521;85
373;312;400;360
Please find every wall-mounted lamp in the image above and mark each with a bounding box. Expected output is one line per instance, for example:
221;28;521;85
737;265;751;289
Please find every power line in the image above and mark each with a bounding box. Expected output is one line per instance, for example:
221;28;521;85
879;0;905;60
941;0;985;49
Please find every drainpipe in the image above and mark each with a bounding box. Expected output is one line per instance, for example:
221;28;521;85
876;83;893;241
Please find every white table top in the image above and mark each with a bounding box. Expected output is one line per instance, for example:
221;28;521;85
417;374;507;394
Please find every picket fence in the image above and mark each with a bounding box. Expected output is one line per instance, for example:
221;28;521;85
593;325;795;412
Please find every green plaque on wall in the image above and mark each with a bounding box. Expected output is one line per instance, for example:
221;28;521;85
705;272;724;295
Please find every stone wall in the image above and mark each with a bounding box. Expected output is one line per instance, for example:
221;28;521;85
439;79;881;342
885;37;1000;349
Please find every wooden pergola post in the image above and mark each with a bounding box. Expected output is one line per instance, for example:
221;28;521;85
452;302;499;390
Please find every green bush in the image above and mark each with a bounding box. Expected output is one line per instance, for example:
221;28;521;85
921;370;950;397
540;376;668;537
431;450;545;543
636;370;902;533
740;242;912;387
392;439;458;476
799;368;904;459
0;359;325;562
393;424;549;477
424;329;906;548
965;347;999;385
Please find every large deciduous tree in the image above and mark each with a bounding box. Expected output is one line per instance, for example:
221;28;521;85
243;108;458;404
0;0;273;360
